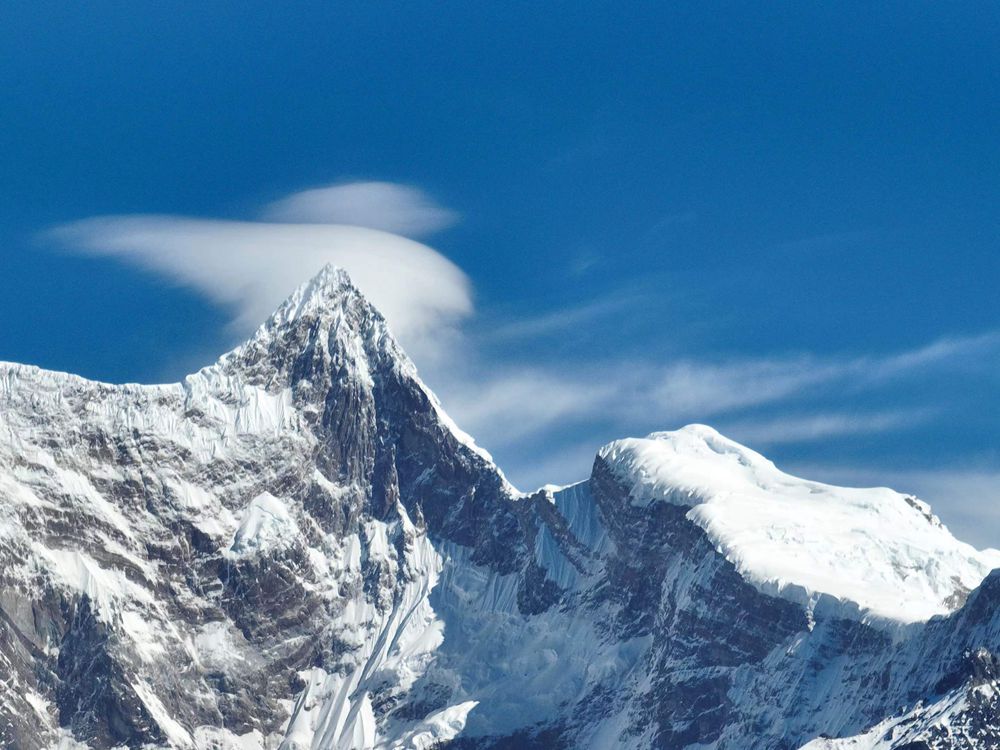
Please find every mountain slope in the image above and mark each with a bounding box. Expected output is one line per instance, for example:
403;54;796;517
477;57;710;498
0;265;997;749
600;427;1000;622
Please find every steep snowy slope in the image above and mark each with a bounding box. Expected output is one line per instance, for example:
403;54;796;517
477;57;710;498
0;264;997;750
601;426;1000;622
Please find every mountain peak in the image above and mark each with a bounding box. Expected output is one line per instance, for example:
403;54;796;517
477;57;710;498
599;425;1000;622
263;263;363;330
210;263;396;384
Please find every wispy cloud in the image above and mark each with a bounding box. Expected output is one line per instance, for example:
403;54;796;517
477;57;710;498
260;181;457;237
861;332;1000;378
717;409;934;447
647;333;1000;421
648;357;840;418
432;332;998;459
484;294;640;343
45;183;470;361
440;368;618;442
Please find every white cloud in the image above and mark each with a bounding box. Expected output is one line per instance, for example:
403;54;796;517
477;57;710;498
717;410;933;447
863;332;1000;378
427;332;998;493
484;295;639;342
435;333;993;455
649;334;1000;421
440;368;617;443
261;181;458;237
649;357;840;418
47;215;471;361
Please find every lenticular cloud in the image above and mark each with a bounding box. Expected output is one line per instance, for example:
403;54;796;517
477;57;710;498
261;181;458;237
45;184;472;360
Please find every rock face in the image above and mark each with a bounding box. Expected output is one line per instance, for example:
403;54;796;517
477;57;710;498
0;265;998;749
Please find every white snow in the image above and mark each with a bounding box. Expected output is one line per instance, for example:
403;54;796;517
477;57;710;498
600;424;1000;623
534;523;580;591
131;679;194;747
388;701;479;749
798;684;975;749
278;508;460;750
31;545;156;612
228;493;301;557
429;538;649;740
551;481;615;559
0;266;503;750
192;620;253;671
192;727;269;750
23;691;50;719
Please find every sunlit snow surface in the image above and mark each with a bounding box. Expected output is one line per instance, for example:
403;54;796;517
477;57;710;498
601;424;1000;623
799;679;998;749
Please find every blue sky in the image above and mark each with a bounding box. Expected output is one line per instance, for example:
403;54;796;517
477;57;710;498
1;3;998;545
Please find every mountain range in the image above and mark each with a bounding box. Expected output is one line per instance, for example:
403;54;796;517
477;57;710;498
1;265;998;749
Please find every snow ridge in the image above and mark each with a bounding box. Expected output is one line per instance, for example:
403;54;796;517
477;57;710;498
600;424;1000;622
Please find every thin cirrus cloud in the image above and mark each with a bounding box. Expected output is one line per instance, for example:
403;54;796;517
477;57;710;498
439;368;619;443
436;331;999;458
647;332;1000;420
260;181;459;237
716;409;936;447
45;183;469;361
482;294;642;343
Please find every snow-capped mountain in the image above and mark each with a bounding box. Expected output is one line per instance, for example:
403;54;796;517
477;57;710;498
1;265;998;749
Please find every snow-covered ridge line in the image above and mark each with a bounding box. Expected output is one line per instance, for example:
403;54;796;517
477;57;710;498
1;264;500;470
599;424;1000;623
0;359;180;391
218;263;502;471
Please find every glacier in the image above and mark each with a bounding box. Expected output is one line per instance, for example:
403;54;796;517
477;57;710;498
0;264;998;749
